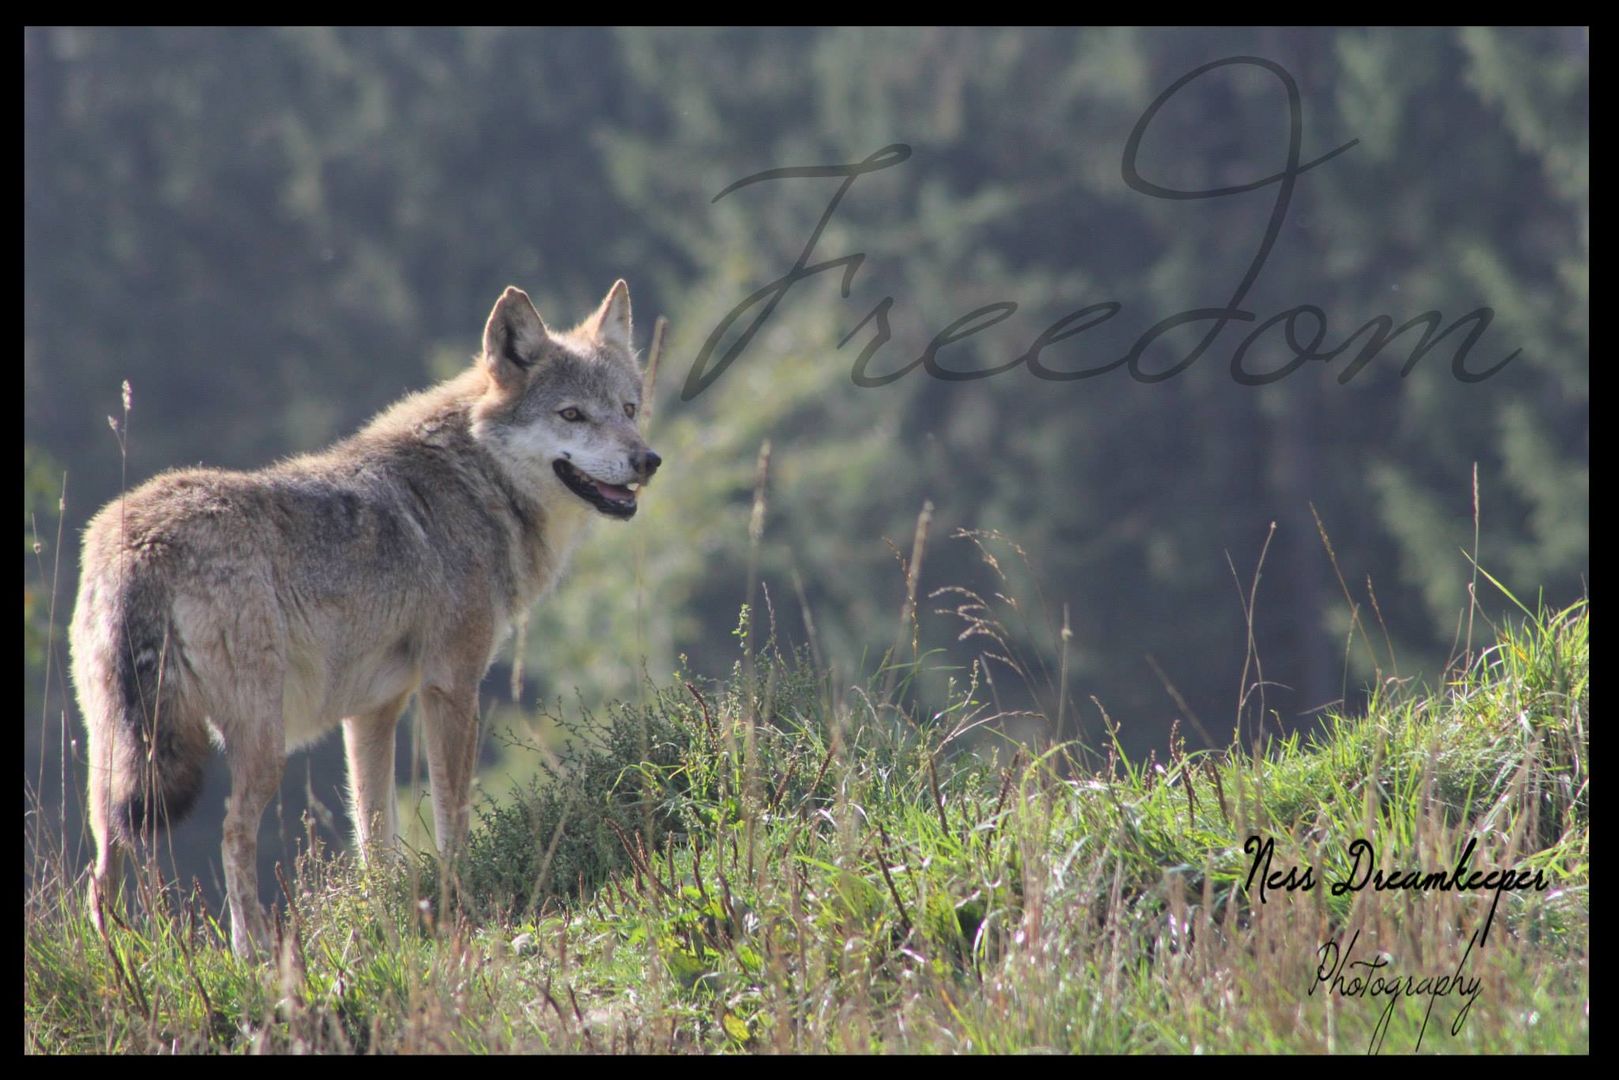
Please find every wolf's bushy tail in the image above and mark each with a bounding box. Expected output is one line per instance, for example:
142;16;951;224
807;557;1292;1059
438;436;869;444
74;571;211;846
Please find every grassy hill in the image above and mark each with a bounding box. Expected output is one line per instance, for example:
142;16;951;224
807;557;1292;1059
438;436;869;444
24;598;1587;1053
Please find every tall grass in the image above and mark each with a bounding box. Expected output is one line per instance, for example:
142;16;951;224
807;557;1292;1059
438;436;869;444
24;587;1588;1052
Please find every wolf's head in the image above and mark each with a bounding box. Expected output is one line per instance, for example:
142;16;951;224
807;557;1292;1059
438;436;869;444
470;281;661;520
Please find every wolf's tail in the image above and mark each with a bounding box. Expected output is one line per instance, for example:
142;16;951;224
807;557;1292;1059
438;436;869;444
72;568;210;846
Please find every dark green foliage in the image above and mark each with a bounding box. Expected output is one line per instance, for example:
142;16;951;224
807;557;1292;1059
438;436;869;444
455;645;842;918
456;691;692;917
26;27;1586;900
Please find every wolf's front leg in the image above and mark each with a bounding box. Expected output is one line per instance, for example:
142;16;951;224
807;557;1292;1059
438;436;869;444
419;682;481;862
342;693;409;862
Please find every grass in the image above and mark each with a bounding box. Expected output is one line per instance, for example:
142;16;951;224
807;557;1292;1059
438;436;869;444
23;589;1589;1053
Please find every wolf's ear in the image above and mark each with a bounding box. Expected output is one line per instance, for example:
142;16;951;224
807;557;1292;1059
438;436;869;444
482;286;552;386
580;279;633;352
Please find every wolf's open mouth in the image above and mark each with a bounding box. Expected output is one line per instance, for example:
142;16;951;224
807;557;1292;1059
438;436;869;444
554;459;639;519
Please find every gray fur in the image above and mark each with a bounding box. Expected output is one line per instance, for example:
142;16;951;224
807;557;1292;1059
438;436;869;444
70;282;659;957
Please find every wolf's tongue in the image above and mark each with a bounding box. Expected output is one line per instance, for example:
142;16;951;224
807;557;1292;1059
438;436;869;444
594;480;634;503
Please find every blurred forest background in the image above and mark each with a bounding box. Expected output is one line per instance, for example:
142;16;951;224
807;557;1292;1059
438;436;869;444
25;28;1587;899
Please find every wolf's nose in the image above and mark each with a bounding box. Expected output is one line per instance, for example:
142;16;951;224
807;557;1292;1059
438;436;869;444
635;449;662;479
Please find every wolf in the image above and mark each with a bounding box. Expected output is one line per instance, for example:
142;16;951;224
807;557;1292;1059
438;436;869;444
69;281;660;957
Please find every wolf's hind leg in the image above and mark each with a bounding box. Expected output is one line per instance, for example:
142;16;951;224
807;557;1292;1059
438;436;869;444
86;842;125;935
220;712;285;960
84;706;125;933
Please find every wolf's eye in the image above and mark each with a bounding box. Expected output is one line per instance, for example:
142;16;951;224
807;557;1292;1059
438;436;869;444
559;407;584;422
623;403;637;419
